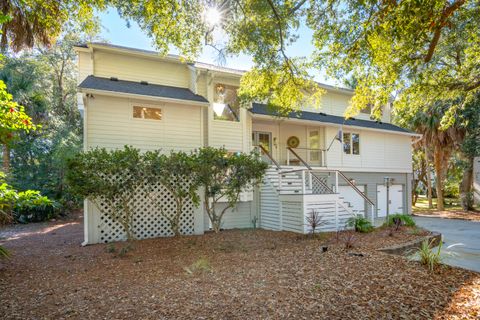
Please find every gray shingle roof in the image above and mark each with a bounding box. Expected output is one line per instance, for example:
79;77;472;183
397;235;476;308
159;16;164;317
78;75;209;103
250;103;413;134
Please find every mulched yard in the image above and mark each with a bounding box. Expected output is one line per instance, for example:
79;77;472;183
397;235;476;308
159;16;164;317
0;213;479;319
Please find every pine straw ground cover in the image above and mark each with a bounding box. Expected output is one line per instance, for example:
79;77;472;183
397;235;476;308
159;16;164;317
0;214;479;319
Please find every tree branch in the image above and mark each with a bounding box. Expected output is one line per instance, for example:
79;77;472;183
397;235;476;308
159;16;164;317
424;0;465;63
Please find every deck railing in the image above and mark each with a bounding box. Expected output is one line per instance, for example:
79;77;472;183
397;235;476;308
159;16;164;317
286;146;326;167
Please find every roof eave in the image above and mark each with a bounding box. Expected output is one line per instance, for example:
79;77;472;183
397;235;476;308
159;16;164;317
78;87;210;106
250;113;420;137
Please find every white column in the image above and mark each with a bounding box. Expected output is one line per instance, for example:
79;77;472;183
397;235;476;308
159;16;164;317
193;189;205;235
301;170;306;194
335;171;339;193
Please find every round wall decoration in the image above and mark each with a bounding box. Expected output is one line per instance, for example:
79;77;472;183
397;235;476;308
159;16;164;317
287;136;300;148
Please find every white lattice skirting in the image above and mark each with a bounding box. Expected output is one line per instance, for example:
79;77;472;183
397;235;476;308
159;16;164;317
84;183;197;244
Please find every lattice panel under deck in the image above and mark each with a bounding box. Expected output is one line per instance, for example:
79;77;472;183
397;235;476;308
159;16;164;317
97;182;194;243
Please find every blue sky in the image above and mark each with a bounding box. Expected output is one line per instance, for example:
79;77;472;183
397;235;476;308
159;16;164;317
99;8;333;84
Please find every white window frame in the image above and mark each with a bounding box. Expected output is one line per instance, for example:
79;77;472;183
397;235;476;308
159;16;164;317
131;102;165;122
212;83;241;123
343;132;360;155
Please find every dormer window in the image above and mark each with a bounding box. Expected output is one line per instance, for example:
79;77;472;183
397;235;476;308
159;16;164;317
213;83;240;122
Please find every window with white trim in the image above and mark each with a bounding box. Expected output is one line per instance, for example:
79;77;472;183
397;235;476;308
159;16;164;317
213;83;240;122
343;132;360;155
133;106;162;120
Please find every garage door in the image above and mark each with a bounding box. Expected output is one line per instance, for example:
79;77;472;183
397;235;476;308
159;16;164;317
338;185;366;215
377;185;404;217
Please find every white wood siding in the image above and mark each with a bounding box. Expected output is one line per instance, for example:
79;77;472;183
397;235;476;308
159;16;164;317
86;95;203;151
259;178;281;231
209;108;249;152
324;126;412;172
77;51;93;83
93;51;190;88
281;200;304;233
219;202;254;229
302;91;373;121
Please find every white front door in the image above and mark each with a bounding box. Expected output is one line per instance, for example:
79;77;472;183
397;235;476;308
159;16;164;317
338;185;366;215
377;185;404;217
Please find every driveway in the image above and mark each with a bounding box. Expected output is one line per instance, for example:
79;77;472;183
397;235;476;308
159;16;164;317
414;216;480;273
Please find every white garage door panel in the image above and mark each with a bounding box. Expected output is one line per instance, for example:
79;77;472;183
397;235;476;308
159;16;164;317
377;185;404;217
338;185;366;214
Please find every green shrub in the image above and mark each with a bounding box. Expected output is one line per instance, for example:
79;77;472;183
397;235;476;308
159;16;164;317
384;214;416;227
0;176;56;224
14;190;57;223
346;216;373;233
417;239;442;271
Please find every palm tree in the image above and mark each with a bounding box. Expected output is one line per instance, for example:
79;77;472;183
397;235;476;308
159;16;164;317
397;104;464;211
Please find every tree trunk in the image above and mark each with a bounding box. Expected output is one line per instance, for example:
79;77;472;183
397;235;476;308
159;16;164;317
2;144;10;173
424;140;433;209
433;144;445;211
460;155;474;211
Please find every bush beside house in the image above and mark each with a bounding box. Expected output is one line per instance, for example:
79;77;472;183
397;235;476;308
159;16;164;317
66;146;267;240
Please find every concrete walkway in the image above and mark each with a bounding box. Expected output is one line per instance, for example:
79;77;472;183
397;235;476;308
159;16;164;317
414;216;480;273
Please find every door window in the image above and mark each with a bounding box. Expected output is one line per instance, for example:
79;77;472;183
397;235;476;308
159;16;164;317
309;130;320;162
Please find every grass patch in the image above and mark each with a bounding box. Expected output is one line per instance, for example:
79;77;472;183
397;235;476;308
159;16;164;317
184;257;212;275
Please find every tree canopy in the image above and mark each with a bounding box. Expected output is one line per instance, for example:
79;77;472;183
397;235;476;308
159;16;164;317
110;0;479;122
1;1;478;121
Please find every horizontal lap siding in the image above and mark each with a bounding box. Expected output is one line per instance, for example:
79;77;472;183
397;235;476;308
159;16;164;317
86;96;202;151
325;127;412;172
93;51;190;88
260;179;281;231
219;202;253;229
304;200;350;232
78;52;93;83
210;121;244;151
281;201;303;233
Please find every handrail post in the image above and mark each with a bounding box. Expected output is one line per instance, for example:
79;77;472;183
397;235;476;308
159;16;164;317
278;172;282;191
286;148;290;166
335;199;339;231
335;171;339;193
301;170;306;194
371;205;375;225
308;171;312;193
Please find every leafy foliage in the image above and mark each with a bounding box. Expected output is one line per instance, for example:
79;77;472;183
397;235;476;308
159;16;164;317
194;147;268;233
66;146;143;241
0;244;9;259
384;214;416;228
0;0;103;52
417;239;443;272
0;172;56;224
0;80;37;147
143;150;200;236
2;30;94;210
346;216;373;233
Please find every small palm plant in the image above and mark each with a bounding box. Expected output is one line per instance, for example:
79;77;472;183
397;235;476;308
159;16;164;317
0;245;10;259
417;239;443;271
347;216;373;233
